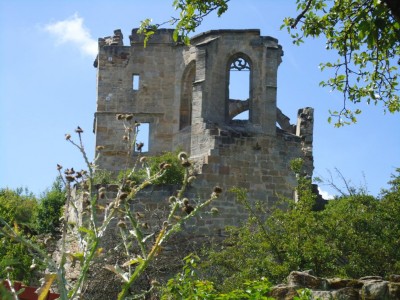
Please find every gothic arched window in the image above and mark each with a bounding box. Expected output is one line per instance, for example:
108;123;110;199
227;55;251;121
180;61;196;130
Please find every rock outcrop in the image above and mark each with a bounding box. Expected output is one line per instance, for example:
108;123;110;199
269;271;400;300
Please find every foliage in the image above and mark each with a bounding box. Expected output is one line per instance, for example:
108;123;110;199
0;283;14;300
293;288;314;300
144;0;399;126
201;160;400;290
138;0;229;46
162;254;216;299
93;169;114;185
36;177;65;234
0;118;219;299
0;189;39;282
0;189;37;227
118;150;185;186
147;150;186;185
283;0;400;126
162;254;274;299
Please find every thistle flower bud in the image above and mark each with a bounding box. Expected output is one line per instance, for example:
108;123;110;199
151;280;160;287
65;175;75;182
117;220;127;228
187;176;196;184
136;142;144;151
182;204;194;214
168;196;177;204
65;134;71;140
64;168;75;175
181;160;191;168
123;135;129;141
136;212;145;219
118;192;128;200
5;266;13;272
163;221;169;228
75;126;83;134
57;164;63;171
213;186;223;195
125;114;134;121
141;222;149;229
116;114;124;120
183;198;189;205
96;145;105;151
211;207;219;215
140;156;147;163
178;152;188;160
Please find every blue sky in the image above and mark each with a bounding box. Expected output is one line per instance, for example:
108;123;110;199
1;0;399;198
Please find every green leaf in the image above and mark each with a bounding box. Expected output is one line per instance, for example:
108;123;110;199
104;264;129;282
122;257;144;267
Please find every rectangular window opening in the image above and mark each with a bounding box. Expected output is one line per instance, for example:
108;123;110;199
229;68;250;121
135;123;149;153
132;74;140;91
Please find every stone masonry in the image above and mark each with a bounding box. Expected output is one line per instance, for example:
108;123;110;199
93;28;315;233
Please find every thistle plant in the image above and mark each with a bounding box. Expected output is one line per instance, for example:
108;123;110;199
0;115;220;299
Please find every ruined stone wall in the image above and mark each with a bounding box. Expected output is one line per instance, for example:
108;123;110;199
95;29;184;170
93;28;315;233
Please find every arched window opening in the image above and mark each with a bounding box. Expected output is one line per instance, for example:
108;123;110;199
180;62;196;130
228;56;250;121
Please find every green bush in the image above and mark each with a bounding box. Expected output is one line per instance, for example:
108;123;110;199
36;177;65;234
148;151;185;185
162;254;274;299
93;169;115;185
119;151;185;186
200;166;400;290
0;188;39;282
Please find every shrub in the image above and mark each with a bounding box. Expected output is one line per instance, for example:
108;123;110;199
118;150;185;186
200;163;400;290
0;189;39;282
93;169;115;185
162;254;274;299
148;150;185;185
36;177;65;234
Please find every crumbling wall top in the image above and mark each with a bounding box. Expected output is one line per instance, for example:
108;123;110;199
191;29;260;41
98;29;124;47
129;28;176;45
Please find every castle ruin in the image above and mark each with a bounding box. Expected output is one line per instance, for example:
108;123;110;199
93;28;314;233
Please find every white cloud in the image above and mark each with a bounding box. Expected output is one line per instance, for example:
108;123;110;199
318;187;335;200
44;13;97;57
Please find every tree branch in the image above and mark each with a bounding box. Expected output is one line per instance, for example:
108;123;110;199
382;0;400;23
291;0;314;28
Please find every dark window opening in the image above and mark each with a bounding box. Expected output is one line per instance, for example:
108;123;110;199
180;62;196;130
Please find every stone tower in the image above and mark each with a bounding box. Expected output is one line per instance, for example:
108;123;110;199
93;28;314;231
